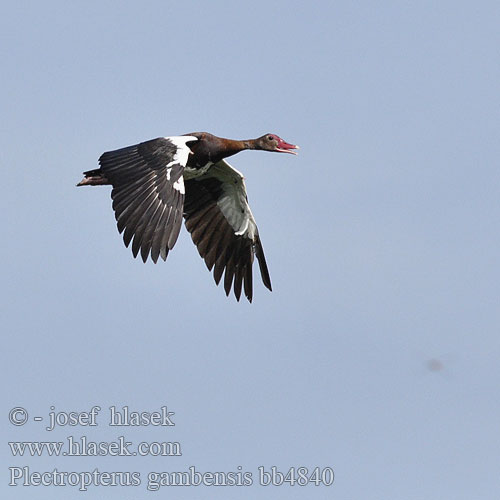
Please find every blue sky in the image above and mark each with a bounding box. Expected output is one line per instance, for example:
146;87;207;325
2;1;499;498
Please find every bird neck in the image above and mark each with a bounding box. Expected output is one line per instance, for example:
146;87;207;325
186;133;261;167
219;138;256;158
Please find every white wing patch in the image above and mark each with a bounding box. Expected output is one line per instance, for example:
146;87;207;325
164;135;197;194
165;135;197;169
173;177;185;194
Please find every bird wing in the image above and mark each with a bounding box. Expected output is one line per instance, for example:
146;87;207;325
98;136;197;263
183;159;272;302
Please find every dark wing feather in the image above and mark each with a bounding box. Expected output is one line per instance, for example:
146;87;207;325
183;160;272;302
98;136;196;262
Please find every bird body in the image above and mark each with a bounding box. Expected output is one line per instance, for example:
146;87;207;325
77;132;298;302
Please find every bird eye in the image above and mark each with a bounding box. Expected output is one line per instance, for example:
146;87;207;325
267;135;274;141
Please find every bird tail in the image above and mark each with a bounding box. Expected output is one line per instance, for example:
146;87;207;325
76;169;110;187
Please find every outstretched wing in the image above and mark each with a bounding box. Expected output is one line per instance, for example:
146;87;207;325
99;136;197;263
183;160;272;302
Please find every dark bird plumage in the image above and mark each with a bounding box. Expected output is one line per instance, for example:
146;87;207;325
77;132;299;302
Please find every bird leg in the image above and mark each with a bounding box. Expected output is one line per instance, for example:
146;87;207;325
76;170;110;187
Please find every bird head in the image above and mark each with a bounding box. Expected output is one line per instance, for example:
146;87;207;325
256;134;299;154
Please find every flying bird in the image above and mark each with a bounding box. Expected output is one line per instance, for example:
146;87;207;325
77;132;299;302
